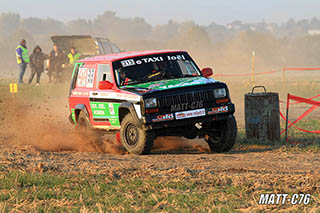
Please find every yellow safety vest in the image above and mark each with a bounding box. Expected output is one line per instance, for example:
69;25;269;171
68;53;81;65
16;45;30;64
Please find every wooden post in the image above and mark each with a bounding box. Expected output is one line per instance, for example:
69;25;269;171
282;68;287;92
251;51;255;85
282;68;286;83
9;83;18;103
285;93;290;142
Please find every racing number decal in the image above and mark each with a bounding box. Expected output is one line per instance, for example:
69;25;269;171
77;68;87;87
86;69;95;88
76;68;95;88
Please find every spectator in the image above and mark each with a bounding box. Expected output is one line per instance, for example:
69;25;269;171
48;44;67;83
16;39;30;84
66;47;81;80
28;45;48;85
67;47;81;66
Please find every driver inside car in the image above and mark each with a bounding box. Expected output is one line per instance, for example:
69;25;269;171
119;70;130;86
148;61;169;80
158;61;168;72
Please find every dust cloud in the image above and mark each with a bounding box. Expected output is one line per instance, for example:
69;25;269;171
0;95;209;155
0;96;126;154
153;137;209;154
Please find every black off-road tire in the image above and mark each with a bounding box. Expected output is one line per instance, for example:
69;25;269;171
77;111;103;135
77;111;92;131
205;115;237;153
77;111;105;152
120;113;155;155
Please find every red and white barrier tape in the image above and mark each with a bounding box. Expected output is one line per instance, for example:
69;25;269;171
279;94;320;135
214;70;281;77
214;67;320;78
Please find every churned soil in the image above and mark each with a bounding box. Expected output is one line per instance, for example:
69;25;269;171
0;84;319;178
1;83;320;211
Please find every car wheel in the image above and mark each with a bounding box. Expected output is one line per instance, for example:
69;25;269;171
120;113;155;155
77;111;105;152
205;115;237;153
77;111;91;131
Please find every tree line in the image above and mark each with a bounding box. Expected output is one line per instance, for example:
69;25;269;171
1;11;320;77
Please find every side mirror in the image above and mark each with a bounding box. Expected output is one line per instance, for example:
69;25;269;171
201;68;213;78
98;81;113;90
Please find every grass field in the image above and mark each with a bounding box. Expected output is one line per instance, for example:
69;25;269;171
0;77;320;212
1;170;319;212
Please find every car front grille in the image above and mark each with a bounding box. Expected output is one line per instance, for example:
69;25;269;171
158;90;215;112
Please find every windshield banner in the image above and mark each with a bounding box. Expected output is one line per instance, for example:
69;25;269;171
114;52;191;69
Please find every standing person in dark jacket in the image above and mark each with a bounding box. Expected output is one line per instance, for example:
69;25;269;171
48;44;67;83
16;39;30;84
28;45;48;85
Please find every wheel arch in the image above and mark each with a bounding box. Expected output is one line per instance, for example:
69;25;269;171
119;102;140;124
74;104;90;123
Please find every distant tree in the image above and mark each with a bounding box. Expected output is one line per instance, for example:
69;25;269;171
66;19;93;35
165;21;213;66
0;13;21;37
0;28;36;76
278;18;309;37
92;11;152;41
1;11;320;77
310;17;320;29
42;18;67;34
169;21;212;49
21;17;46;34
151;20;179;41
206;21;234;43
11;28;36;46
288;35;320;66
92;11;118;38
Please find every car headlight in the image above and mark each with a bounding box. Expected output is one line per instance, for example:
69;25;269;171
214;88;227;98
145;98;157;108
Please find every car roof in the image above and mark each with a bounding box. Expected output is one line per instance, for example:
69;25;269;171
78;50;186;63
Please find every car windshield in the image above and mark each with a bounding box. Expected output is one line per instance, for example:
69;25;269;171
113;52;201;86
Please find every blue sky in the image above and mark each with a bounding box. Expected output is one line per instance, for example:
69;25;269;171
1;0;319;25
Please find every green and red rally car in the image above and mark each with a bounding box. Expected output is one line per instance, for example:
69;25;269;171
68;50;237;154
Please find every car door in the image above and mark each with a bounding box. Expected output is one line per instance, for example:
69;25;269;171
69;62;96;125
89;63;121;130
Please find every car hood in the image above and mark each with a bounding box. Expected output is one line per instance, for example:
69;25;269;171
51;35;98;55
121;77;218;95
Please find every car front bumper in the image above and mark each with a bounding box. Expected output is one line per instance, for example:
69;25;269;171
143;103;235;130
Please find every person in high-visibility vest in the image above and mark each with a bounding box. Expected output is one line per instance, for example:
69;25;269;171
67;47;81;66
66;47;81;81
16;39;30;84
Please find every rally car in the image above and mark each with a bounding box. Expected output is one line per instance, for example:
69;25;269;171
68;50;237;154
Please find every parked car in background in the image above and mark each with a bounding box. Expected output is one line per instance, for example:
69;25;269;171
50;35;121;57
48;35;121;82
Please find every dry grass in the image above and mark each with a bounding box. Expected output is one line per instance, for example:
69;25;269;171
1;77;320;211
0;170;319;212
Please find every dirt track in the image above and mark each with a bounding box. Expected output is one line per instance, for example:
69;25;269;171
0;90;320;180
0;86;319;179
1;83;320;212
1;142;320;178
